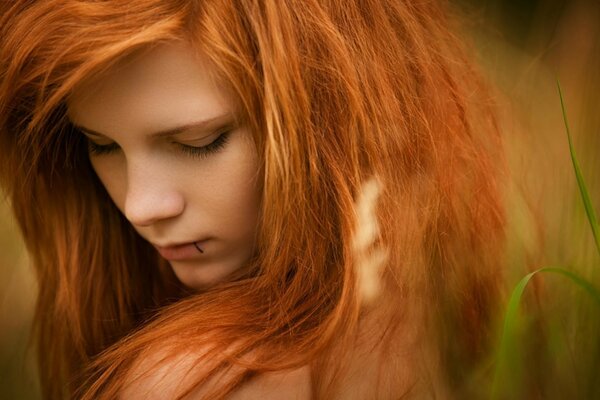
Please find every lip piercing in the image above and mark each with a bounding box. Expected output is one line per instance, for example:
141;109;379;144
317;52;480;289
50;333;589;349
193;242;204;253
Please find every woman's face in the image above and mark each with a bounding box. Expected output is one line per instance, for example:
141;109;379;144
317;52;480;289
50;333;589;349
67;42;262;291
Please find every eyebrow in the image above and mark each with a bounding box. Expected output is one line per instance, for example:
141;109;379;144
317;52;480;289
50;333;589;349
71;112;237;139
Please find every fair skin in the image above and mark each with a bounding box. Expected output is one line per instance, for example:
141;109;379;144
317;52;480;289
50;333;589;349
67;41;261;291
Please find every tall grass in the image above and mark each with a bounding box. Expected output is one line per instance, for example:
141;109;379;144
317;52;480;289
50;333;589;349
491;83;600;399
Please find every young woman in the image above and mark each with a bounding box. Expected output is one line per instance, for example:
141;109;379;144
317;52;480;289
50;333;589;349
0;0;506;398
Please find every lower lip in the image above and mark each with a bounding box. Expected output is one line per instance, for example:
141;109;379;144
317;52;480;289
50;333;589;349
155;241;207;261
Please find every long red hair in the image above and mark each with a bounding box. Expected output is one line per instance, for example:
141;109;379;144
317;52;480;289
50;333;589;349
0;0;506;398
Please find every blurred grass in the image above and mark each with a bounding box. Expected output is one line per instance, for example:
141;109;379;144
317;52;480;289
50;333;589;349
491;89;600;395
492;267;600;399
1;0;599;398
559;81;600;255
460;0;600;398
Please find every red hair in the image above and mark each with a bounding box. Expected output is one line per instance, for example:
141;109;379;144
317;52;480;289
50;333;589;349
0;0;506;398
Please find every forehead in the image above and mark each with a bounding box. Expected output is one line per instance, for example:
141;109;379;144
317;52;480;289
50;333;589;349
67;41;233;135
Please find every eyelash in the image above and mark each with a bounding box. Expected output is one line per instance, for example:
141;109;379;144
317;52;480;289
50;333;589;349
86;131;232;159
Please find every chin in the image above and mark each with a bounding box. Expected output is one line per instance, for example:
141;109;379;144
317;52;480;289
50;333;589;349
169;260;239;291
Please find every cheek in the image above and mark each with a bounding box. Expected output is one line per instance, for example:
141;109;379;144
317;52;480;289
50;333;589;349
230;165;262;231
90;157;128;211
201;132;262;237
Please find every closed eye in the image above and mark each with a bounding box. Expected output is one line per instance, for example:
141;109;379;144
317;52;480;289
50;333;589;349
87;140;120;156
84;130;232;159
175;130;231;159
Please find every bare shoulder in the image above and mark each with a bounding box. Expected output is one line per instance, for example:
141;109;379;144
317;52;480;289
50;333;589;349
120;346;311;400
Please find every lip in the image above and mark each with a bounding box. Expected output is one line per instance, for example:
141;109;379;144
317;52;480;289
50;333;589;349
153;240;209;261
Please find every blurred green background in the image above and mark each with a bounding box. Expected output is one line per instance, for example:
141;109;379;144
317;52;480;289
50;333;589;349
1;0;598;398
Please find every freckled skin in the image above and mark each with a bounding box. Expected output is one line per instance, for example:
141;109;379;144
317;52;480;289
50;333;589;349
67;42;262;291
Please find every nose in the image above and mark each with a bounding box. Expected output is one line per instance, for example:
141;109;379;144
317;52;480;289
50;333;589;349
123;161;185;227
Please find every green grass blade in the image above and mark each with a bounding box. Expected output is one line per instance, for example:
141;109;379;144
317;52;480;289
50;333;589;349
491;266;600;399
557;81;600;257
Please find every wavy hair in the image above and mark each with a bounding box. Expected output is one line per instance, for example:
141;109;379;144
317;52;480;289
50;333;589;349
0;0;506;398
